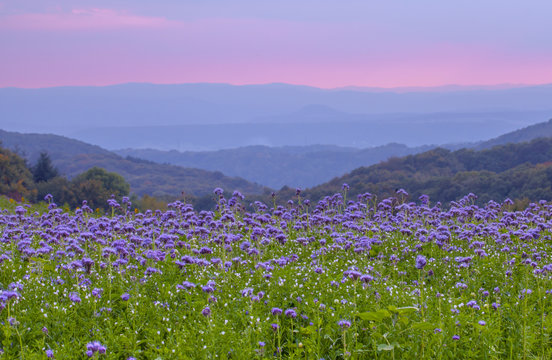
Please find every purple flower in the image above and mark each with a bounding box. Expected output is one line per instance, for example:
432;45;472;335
345;270;362;280
338;320;351;328
271;308;283;316
46;349;54;358
478;320;486;326
202;306;211;317
87;341;101;352
241;288;254;297
360;274;373;283
69;292;81;303
121;293;130;301
285;309;297;318
259;341;266;347
92;288;103;298
452;335;460;340
415;255;427;269
86;341;105;356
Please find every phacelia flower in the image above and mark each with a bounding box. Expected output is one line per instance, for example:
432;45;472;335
415;255;427;269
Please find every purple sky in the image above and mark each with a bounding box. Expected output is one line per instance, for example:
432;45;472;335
1;0;552;88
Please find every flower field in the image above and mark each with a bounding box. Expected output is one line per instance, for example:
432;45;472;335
1;188;552;359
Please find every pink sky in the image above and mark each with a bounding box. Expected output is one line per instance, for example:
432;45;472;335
1;2;552;89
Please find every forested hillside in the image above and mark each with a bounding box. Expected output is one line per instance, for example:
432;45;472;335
271;138;552;206
0;130;267;198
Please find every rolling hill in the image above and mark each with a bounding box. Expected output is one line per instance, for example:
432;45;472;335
279;137;552;206
0;130;267;197
477;118;552;149
115;118;552;189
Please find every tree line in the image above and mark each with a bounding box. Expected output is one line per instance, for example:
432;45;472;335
0;145;221;211
0;146;130;210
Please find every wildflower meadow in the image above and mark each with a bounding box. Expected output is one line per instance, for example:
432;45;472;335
1;188;552;359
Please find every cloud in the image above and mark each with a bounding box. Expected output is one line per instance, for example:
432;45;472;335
0;8;181;30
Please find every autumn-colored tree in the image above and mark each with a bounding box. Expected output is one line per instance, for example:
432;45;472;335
0;146;36;201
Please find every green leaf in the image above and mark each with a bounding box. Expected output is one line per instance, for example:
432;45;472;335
399;316;410;325
394;306;418;315
377;343;395;351
411;322;435;331
357;309;391;322
300;326;316;335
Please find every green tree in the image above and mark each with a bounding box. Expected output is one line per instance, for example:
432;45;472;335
37;176;77;207
71;167;130;210
32;152;59;183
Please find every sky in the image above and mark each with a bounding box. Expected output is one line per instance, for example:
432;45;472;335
1;0;552;89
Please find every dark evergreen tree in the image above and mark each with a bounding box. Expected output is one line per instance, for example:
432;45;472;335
32;152;59;183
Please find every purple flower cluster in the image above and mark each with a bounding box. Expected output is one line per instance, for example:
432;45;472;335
86;341;106;357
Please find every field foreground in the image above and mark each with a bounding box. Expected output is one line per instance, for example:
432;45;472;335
1;190;552;359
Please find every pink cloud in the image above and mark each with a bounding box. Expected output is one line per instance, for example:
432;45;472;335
0;8;181;30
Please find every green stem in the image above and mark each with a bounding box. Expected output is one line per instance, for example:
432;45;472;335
343;328;348;358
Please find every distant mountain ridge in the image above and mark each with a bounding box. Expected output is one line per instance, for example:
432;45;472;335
115;117;552;189
2;82;552;150
477;118;552;149
115;143;433;189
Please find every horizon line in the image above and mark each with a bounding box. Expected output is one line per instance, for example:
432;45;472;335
2;81;551;92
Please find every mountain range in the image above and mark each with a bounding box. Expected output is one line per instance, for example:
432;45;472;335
2;83;552;150
115;119;552;189
2;117;552;197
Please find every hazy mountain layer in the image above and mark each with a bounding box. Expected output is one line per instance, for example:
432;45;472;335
115;144;433;189
2;83;552;150
115;117;552;189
